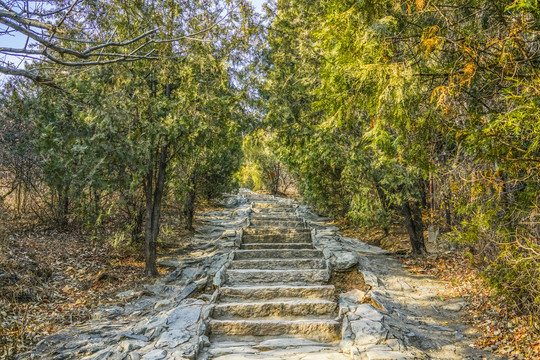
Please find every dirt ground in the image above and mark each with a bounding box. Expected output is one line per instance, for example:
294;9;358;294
2;202;539;359
0;208;195;358
339;220;540;359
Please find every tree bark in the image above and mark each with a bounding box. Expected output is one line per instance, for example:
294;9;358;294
402;200;427;255
144;140;168;277
443;187;453;232
56;183;70;226
419;178;428;208
131;206;145;244
183;172;196;231
373;179;390;236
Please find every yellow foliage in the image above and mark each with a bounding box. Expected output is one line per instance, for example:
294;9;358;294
397;0;427;13
421;26;442;55
237;163;263;190
430;86;449;109
422;38;441;55
460;62;477;88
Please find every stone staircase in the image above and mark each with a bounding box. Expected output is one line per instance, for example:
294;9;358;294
206;194;341;358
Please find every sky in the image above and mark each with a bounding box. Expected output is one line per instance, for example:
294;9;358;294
250;0;265;13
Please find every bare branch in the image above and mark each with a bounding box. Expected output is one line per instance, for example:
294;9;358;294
0;47;42;54
0;17;82;57
0;8;56;31
81;28;159;56
0;63;52;84
42;49;158;66
0;0;237;82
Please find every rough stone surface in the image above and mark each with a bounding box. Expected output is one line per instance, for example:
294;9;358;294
20;193;251;360
298;202;505;360
331;251;359;272
155;329;190;348
167;306;201;330
20;191;503;360
202;191;344;359
141;349;167;360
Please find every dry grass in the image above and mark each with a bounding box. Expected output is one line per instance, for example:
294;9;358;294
335;219;410;252
400;252;540;359
0;204;201;359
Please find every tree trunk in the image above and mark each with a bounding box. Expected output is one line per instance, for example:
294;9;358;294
430;175;435;222
56;184;69;226
183;172;196;231
94;190;101;219
401;200;427;255
144;140;168;277
16;184;21;216
373;179;390;236
419;178;428;208
443;188;453;232
131;206;145;244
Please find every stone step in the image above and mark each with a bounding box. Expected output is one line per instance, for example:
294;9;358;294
248;218;303;223
244;195;275;201
234;249;323;260
212;299;337;319
250;216;301;221
252;207;296;214
242;233;311;243
250;216;300;223
250;213;302;221
207;337;333;356
229;258;325;270
251;202;293;209
219;285;336;301
243;228;311;236
249;219;305;228
225;269;329;285
208;319;341;342
240;242;313;250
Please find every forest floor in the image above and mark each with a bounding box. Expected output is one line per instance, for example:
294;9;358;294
340;221;540;360
2;202;539;359
0;208;195;358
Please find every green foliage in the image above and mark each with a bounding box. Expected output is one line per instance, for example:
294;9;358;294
239;130;281;193
0;0;256;252
2;0;540;317
258;0;540;315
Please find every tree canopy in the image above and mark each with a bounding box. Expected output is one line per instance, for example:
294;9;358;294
251;0;540;319
1;0;540;331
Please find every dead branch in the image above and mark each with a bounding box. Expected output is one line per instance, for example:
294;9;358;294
0;0;231;84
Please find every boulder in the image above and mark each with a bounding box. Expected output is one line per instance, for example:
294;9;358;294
332;251;359;272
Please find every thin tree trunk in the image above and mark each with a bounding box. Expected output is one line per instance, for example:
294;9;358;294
419;178;428;208
130;205;145;244
444;188;453;232
144;140;168;277
93;190;101;221
57;184;69;226
184;172;196;231
402;201;427;255
411;201;425;247
373;179;390;236
135;207;145;241
430;175;435;222
16;184;21;216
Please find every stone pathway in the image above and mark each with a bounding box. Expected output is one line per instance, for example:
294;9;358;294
20;194;252;360
202;194;346;360
20;191;502;360
298;204;504;360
